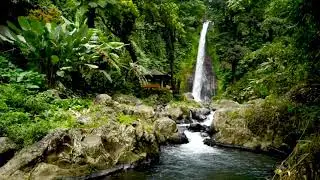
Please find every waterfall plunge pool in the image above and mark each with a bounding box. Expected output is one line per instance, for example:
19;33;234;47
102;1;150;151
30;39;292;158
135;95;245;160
103;129;280;180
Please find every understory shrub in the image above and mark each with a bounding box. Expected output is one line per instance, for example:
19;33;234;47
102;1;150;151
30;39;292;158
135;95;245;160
0;84;89;146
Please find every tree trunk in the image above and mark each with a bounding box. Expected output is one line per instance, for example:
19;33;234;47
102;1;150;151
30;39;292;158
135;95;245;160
87;8;96;28
231;61;238;83
121;36;137;62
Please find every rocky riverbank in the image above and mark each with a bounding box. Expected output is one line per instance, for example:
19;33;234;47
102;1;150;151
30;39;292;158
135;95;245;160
203;99;290;156
0;94;211;179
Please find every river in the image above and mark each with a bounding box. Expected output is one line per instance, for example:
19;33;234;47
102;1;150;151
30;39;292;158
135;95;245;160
105;117;279;180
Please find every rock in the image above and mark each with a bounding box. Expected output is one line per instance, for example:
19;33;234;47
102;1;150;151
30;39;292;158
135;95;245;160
168;132;189;144
211;99;240;109
116;104;155;119
166;107;184;121
113;94;142;106
30;163;70;180
200;132;209;138
153;117;178;144
209;104;276;153
0;137;17;167
0;129;69;177
134;105;155;118
76;115;92;124
203;138;215;146
188;123;206;132
94;94;113;105
0;122;161;179
183;93;194;101
191;108;210;121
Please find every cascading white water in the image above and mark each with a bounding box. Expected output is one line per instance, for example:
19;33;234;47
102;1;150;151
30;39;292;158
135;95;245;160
175;111;217;154
192;21;210;102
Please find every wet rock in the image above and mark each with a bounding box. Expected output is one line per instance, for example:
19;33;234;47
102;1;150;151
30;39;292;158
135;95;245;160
168;132;189;144
30;163;71;180
200;132;209;138
203;138;215;146
0;137;17;167
191;108;210;121
94;94;112;105
188;123;206;132
153;117;178;144
178;118;193;124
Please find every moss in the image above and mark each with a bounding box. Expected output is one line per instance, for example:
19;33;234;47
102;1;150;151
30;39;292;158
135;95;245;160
117;113;137;125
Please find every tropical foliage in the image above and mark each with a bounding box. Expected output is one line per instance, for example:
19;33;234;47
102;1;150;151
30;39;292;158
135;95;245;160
0;0;319;179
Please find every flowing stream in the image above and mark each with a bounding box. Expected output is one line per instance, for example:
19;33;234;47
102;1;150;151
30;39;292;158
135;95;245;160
107;113;279;180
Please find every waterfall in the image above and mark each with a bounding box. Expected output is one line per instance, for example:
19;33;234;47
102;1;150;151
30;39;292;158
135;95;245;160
192;21;210;102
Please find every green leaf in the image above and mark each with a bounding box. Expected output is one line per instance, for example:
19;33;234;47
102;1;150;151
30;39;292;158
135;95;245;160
85;64;99;69
30;20;45;35
110;53;119;59
99;70;112;82
17;72;28;82
25;84;40;89
0;34;13;43
56;70;65;77
0;25;15;42
7;21;21;34
88;2;98;8
51;55;60;64
107;42;125;49
16;35;26;43
60;66;72;70
18;16;31;31
45;23;52;33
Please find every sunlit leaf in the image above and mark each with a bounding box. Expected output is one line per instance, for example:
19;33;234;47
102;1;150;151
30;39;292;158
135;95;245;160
51;55;60;64
99;70;112;82
110;53;119;59
107;42;125;49
60;66;72;70
18;16;31;31
85;64;99;69
56;70;65;77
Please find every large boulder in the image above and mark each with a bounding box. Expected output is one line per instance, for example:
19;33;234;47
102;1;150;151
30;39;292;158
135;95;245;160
0;122;160;179
210;99;240;110
0;137;17;167
188;123;206;132
168;132;189;144
190;108;210;121
153;117;177;144
134;105;155;118
94;94;113;105
116;104;155;119
166;107;184;122
113;94;142;106
210;104;274;152
187;123;211;134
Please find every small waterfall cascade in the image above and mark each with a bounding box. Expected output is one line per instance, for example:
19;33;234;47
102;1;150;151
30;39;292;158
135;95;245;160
192;21;210;102
176;111;217;154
